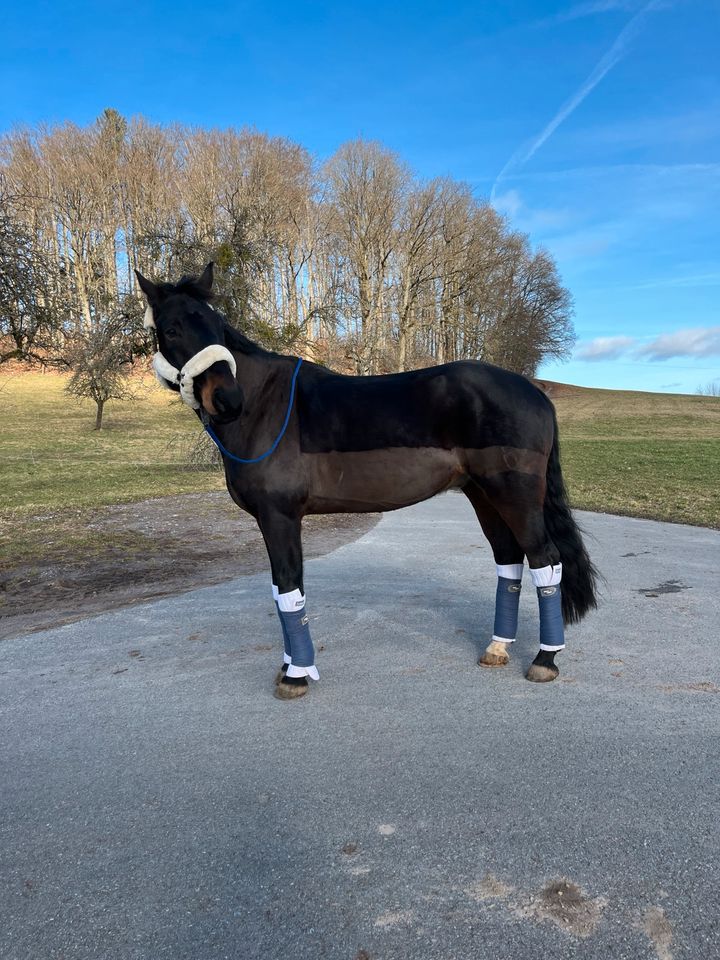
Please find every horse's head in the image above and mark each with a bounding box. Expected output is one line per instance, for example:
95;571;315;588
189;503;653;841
136;263;243;422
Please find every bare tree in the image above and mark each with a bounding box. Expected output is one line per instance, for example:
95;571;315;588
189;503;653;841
392;179;447;371
65;312;138;429
325;140;408;373
0;115;577;380
696;381;720;397
0;174;58;363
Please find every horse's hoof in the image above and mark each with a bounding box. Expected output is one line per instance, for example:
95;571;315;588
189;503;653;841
274;676;309;700
479;651;510;667
478;640;510;668
526;663;559;683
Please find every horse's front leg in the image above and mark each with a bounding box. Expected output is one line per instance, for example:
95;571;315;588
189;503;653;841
257;508;319;701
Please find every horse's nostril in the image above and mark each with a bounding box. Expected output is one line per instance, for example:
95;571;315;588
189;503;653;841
212;387;242;419
213;388;230;414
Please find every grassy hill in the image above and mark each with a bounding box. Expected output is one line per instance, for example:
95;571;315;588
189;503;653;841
538;379;720;528
1;371;224;517
1;371;719;570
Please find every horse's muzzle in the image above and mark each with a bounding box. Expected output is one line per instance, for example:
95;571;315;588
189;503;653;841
195;359;242;421
210;382;243;422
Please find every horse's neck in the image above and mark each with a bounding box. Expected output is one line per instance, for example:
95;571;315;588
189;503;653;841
232;348;290;425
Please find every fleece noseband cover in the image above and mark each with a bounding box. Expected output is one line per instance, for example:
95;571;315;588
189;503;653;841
151;345;237;409
144;303;237;409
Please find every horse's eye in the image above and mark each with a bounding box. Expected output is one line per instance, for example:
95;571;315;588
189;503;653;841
164;326;180;338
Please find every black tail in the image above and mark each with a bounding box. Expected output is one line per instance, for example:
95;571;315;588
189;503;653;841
544;409;599;624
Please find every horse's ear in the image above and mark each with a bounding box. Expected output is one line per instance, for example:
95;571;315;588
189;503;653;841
196;262;214;296
135;270;160;305
136;270;164;330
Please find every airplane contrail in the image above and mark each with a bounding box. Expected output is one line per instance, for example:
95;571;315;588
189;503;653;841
491;0;664;201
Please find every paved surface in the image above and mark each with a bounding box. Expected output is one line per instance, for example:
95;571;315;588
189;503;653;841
2;493;719;960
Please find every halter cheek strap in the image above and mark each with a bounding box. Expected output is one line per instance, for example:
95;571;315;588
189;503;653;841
152;345;237;410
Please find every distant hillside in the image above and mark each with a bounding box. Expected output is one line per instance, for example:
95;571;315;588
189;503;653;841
536;381;720;528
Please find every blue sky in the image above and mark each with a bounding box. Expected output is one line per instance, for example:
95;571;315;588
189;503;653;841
2;0;719;393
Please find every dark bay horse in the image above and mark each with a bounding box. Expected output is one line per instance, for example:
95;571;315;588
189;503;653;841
137;264;597;699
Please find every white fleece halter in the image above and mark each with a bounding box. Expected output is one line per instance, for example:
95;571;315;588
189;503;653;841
152;349;232;409
144;304;237;409
152;346;237;409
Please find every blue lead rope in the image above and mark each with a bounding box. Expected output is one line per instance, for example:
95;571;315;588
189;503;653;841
204;357;303;465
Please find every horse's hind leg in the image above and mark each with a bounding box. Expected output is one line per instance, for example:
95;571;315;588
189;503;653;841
464;484;525;669
477;471;564;683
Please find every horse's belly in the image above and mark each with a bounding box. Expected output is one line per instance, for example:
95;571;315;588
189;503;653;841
304;447;465;513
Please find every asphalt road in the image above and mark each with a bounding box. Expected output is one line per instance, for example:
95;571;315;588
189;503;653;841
2;493;719;960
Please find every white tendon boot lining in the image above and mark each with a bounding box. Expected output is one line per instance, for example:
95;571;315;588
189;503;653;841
286;663;320;680
496;563;524;580
530;563;562;587
276;589;306;612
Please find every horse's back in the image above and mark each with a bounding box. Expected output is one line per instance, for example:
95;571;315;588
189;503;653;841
297;359;553;455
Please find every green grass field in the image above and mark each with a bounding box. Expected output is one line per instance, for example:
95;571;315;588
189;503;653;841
1;371;225;517
0;371;226;570
1;371;719;571
550;383;720;528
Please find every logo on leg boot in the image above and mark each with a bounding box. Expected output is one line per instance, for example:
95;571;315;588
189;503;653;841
301;615;309;626
540;586;557;597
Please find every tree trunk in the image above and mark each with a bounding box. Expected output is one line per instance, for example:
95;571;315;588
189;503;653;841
398;332;406;372
95;399;104;430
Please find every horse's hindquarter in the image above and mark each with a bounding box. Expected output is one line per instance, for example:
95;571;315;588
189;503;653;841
298;361;553;514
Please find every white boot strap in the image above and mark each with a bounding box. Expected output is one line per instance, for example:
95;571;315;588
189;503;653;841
286;664;320;680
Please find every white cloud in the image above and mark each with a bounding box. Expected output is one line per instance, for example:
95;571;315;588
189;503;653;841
546;220;626;260
637;327;720;360
501;162;720;184
628;272;720;291
577;335;637;360
577;327;720;362
492;188;523;218
491;188;572;234
576;108;720;149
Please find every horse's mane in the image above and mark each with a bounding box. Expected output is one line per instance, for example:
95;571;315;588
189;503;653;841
223;320;264;356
